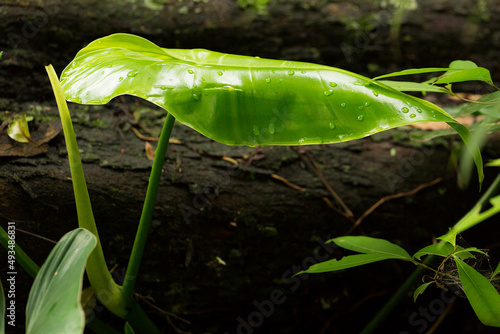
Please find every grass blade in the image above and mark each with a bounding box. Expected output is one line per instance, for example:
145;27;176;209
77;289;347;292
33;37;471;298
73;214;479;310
454;256;500;327
329;236;411;260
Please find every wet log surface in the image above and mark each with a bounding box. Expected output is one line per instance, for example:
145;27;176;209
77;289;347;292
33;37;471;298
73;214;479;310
1;0;500;333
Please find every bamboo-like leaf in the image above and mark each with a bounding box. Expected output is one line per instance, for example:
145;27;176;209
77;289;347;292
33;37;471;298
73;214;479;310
26;228;97;334
413;242;455;260
7;115;32;143
376;81;448;93
454;256;500;327
413;281;434;302
492;262;500;280
372;68;452;81
329;236;411;260
486;159;500;167
456;91;500;118
443;195;500;239
297;253;403;275
434;60;492;84
455;247;488;257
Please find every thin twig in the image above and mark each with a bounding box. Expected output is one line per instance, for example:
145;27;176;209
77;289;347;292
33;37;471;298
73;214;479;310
271;174;306;192
344;177;442;235
322;197;356;223
16;228;57;244
301;151;354;218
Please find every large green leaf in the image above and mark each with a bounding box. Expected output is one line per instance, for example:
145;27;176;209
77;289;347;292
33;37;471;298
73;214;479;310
454;256;500;327
329;236;411;260
26;228;97;334
59;33;483;184
297;253;403;274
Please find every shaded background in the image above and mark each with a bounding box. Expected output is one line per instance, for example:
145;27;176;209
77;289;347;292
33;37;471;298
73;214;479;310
0;0;499;333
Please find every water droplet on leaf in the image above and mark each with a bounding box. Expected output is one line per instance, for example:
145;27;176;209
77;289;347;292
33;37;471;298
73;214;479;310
217;71;223;76
373;91;379;97
253;126;260;135
118;77;124;82
192;93;200;101
188;69;195;74
324;90;334;96
416;108;422;113
269;123;275;134
329;82;337;87
288;70;295;76
266;78;271;83
409;114;416;118
127;70;138;77
401;107;409;113
329;122;336;129
160;85;167;90
358;115;364;121
341;103;346;108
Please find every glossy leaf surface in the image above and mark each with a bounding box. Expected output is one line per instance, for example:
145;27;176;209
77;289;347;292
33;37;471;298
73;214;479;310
454;256;500;326
59;34;483;183
61;34;466;146
329;236;411;260
26;228;96;334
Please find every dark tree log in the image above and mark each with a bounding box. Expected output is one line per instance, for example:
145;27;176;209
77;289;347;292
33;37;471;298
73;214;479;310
1;100;499;333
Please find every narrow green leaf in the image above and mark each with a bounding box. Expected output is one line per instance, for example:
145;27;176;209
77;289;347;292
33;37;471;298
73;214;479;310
446;195;500;237
413;242;455;260
124;322;135;334
447;121;484;186
376;81;448;93
7;115;32;143
492;262;500;280
26;228;97;334
0;279;5;334
486;159;500;167
456;91;500;118
455;247;488;257
372;68;452;81
297;253;403;274
454;256;500;327
0;51;3;60
329;236;411;260
434;67;493;85
413;281;434;302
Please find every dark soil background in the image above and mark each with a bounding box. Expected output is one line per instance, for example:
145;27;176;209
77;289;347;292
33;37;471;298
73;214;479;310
0;0;499;333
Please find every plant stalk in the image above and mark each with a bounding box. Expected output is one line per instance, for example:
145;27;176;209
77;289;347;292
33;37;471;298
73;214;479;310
122;113;176;299
46;65;129;318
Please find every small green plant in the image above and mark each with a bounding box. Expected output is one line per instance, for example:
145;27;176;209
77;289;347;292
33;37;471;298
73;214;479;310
1;33;498;332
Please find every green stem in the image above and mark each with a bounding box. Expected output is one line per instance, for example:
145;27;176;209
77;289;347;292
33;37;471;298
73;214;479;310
122;113;176;298
46;65;127;317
